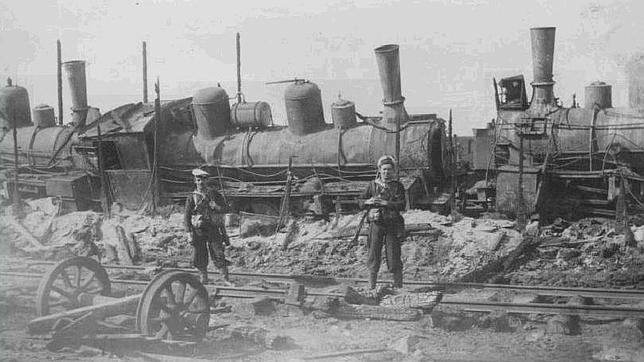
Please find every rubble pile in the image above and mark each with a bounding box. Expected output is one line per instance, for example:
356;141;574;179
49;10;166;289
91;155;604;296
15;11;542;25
3;197;642;289
507;218;644;287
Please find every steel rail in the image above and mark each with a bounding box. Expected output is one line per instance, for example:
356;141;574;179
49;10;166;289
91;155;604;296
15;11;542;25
4;271;644;318
441;299;644;319
22;261;644;300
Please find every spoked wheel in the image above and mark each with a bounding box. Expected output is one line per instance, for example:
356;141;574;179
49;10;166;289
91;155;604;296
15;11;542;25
36;256;111;316
136;271;210;341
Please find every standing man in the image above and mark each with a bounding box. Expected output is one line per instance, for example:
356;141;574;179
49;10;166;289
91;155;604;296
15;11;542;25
360;155;406;289
185;168;233;286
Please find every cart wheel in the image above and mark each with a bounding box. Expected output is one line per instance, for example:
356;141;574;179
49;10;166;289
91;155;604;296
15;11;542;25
36;256;111;316
136;271;210;341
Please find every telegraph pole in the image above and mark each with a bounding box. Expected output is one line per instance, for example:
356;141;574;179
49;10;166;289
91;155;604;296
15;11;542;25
57;40;63;125
236;32;242;104
142;41;148;103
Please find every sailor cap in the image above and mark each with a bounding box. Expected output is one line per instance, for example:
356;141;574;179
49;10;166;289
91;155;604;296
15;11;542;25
192;168;209;177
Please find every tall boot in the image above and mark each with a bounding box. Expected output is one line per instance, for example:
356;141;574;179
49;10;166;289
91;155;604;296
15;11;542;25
369;272;377;290
393;270;403;288
221;265;234;287
199;270;209;285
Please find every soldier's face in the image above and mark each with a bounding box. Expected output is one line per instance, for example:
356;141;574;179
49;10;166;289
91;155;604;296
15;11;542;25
195;176;206;188
380;164;394;181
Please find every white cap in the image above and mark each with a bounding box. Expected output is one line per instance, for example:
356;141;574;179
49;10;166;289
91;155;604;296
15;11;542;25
377;155;396;168
191;168;209;177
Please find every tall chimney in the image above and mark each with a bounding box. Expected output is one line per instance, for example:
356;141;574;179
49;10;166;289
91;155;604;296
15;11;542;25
374;44;409;126
62;60;88;126
529;27;556;110
626;54;644;110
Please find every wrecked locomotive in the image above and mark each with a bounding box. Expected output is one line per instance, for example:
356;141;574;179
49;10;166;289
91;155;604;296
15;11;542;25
0;43;449;216
487;27;644;220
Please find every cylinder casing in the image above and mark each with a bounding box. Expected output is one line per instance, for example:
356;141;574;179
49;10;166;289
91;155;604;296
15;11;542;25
331;98;357;129
33;104;56;127
230;101;272;129
284;81;325;136
584;81;612;109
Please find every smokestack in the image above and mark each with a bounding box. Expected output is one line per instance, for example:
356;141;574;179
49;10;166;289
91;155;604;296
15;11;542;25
529;27;556;109
62;60;88;126
626;54;644;110
374;44;409;126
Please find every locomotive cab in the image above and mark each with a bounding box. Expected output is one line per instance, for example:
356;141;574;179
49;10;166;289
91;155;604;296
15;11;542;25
495;75;528;110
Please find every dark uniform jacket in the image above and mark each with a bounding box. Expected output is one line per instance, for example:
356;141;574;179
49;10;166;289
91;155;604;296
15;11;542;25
359;179;406;226
184;188;228;234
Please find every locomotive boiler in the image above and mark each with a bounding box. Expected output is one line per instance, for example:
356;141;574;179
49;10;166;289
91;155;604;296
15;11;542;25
491;27;644;220
0;44;449;215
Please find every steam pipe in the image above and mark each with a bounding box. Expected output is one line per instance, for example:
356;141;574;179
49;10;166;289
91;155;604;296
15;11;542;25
62;60;88;126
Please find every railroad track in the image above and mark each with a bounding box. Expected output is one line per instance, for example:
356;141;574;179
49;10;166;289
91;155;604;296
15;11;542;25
18;260;644;300
2;261;644;320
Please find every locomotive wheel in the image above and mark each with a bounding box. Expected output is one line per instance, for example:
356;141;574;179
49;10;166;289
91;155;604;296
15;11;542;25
36;256;111;316
136;271;210;341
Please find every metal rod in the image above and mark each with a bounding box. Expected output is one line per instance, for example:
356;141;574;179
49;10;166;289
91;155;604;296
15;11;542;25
56;39;63;125
142;41;148;103
517;136;526;230
97;120;110;218
236;32;242;104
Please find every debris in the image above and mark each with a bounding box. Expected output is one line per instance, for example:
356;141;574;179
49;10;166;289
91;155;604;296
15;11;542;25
380;291;442;309
285;282;305;306
302;347;388;360
239;212;279;237
327;299;422;321
339;285;379;306
228;325;293;349
6;216;46;249
545;314;580;335
430;309;477;332
389;335;423;354
232;296;276;317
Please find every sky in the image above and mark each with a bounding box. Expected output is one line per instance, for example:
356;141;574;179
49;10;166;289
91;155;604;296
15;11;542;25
1;0;643;135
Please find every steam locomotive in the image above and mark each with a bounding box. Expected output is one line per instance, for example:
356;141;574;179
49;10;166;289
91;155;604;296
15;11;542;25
0;44;449;215
489;27;644;219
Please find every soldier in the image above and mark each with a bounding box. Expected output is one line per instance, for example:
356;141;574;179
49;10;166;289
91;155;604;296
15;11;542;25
184;168;233;286
360;155;406;289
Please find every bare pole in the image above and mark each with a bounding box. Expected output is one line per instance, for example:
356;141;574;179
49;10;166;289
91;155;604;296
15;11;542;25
236;32;242;103
517;136;526;231
152;77;161;215
142;41;148;103
449;109;456;214
57;40;63;125
96;120;110;218
12;109;21;215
